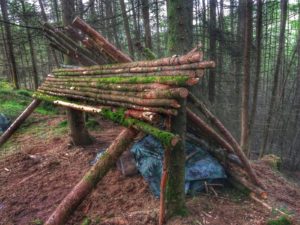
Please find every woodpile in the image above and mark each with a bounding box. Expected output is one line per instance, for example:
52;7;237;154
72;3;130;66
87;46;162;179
33;46;214;147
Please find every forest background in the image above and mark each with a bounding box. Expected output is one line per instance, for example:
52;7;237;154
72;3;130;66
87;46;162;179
0;0;300;170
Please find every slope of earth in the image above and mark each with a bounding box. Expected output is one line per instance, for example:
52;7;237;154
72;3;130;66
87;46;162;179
0;113;299;225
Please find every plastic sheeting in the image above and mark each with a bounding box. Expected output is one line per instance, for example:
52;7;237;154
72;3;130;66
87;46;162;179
0;113;10;134
130;135;227;197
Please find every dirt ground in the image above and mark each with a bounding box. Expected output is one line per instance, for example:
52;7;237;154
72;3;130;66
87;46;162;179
0;115;299;225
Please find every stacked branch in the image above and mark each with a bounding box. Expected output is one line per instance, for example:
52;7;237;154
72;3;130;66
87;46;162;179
42;22;103;66
186;95;265;198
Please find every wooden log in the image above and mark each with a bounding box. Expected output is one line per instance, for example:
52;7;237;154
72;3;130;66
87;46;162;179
0;99;41;148
46;75;199;86
186;108;234;153
41;83;188;99
186;133;266;198
124;109;159;123
52;62;211;76
31;95;179;146
52;52;212;73
42;80;171;92
188;94;264;189
72;17;132;63
43;23;98;66
38;86;181;108
159;150;169;225
44;128;138;225
54;70;199;79
35;91;178;115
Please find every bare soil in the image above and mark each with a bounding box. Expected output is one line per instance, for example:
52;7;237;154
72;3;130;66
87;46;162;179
0;115;299;225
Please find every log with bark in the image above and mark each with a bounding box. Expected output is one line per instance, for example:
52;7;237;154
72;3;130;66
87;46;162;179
42;80;171;92
53;51;211;73
34;91;178;115
0;100;41;148
52;61;212;76
188;94;264;189
31;94;179;147
41;83;188;99
44;128;138;225
38;86;181;108
72;17;132;63
46;75;199;86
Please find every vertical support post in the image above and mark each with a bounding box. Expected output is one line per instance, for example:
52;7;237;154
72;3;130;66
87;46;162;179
166;98;187;217
61;0;93;146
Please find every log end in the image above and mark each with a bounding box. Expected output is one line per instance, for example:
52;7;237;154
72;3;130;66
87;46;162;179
186;78;199;86
171;135;181;147
178;88;189;98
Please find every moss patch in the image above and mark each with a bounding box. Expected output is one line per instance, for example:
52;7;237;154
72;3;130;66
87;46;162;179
267;216;292;225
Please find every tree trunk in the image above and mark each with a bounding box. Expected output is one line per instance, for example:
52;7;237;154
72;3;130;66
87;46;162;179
260;0;288;157
119;0;135;59
208;0;216;103
249;0;263;137
141;0;152;49
240;0;252;153
21;0;39;90
61;0;93;146
167;0;193;55
154;0;161;57
0;0;19;89
166;98;187;217
165;0;193;218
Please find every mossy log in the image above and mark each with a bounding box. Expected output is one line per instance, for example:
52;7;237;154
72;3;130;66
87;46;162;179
188;94;264;189
35;90;178;115
32;94;179;146
72;17;132;63
0;100;41;148
43;80;171;92
42;83;188;99
46;75;199;86
54;70;200;79
52;62;211;77
44;128;138;225
39;86;181;108
166;98;187;218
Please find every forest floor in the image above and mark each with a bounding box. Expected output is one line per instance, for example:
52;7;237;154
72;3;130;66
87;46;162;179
0;81;299;225
0;113;300;225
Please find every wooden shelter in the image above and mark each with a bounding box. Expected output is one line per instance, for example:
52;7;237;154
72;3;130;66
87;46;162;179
0;18;265;225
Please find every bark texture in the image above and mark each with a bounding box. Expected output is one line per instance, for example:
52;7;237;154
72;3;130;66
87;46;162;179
44;128;138;225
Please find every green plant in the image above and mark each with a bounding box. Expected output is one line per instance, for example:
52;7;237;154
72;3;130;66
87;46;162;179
267;216;292;225
31;218;43;225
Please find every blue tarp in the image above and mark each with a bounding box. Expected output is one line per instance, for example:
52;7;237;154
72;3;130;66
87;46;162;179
0;113;10;134
130;135;227;197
